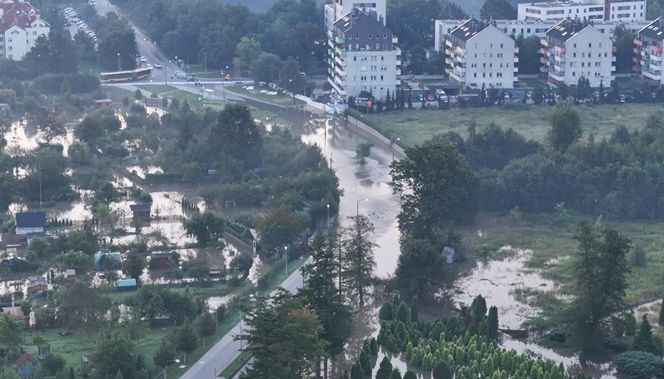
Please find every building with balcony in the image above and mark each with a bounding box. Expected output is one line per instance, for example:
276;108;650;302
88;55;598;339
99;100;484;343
327;8;400;101
634;18;664;84
541;18;615;87
0;0;49;60
434;19;649;51
518;0;646;23
444;18;518;89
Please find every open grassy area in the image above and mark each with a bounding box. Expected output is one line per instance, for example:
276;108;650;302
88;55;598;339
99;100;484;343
227;84;305;106
102;86;134;103
137;84;176;95
23;327;170;374
359;103;664;147
460;212;664;304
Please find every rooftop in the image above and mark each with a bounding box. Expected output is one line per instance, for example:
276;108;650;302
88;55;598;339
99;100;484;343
15;211;45;228
640;17;664;40
451;18;494;41
547;17;591;41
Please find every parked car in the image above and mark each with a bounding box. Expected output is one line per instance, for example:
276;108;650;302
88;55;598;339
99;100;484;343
154;63;163;69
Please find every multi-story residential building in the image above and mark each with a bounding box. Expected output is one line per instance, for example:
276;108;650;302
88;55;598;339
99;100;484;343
518;0;646;23
0;0;49;60
444;18;518;89
634;18;664;84
325;0;386;32
541;18;615;87
327;8;401;100
435;19;649;51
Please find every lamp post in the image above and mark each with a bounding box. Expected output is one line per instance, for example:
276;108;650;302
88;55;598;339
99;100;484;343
392;137;400;161
284;245;289;276
203;52;207;73
326;203;330;228
117;52;121;71
356;198;368;217
289;79;294;107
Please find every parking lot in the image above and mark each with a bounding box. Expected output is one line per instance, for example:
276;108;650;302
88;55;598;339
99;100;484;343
62;6;98;45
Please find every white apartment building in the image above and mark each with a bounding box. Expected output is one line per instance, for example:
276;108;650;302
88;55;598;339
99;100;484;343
634;18;664;84
0;0;49;60
327;8;401;100
325;0;386;32
518;0;646;23
541;18;615;87
444;19;518;88
435;19;649;51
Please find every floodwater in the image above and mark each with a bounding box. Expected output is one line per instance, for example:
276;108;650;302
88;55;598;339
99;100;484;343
2;119;74;157
298;117;401;277
288;112;623;378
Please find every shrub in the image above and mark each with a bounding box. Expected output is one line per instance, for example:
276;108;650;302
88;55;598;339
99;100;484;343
34;73;99;94
379;301;394;321
614;350;664;379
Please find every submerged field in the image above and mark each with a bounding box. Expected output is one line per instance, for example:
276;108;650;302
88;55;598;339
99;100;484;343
360;103;664;147
460;212;664;304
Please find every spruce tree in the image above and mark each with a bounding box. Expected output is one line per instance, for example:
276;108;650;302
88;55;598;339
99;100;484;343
410;295;418;322
633;315;656;354
488;306;499;340
351;361;363;379
404;370;417;379
390;368;403;379
433;361;452;379
376;356;393;379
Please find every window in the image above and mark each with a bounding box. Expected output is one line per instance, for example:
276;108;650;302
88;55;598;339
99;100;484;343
588;43;592;47
369;34;372;39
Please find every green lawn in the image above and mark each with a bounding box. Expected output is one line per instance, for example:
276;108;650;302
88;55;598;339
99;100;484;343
24;327;170;374
137;84;177;95
460;212;664;304
227;84;305;106
102;86;134;103
359;103;664;147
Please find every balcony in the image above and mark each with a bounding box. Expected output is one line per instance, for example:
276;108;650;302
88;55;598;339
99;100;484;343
445;57;454;66
335;36;344;44
455;55;465;63
554;45;565;54
643;68;661;80
549;70;564;81
392;37;398;43
634;38;642;46
514;57;519;63
540;47;548;55
652;46;663;54
449;71;465;82
514;47;520;54
540;56;548;64
651;54;662;62
445;39;453;48
334;64;345;77
540;65;549;73
455;46;465;55
541;38;548;47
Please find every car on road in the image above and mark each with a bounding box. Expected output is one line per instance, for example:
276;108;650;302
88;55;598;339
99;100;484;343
154;63;163;69
139;56;148;63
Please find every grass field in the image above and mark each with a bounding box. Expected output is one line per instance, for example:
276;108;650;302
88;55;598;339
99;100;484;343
102;86;134;103
360;103;664;147
227;84;305;106
460;212;664;304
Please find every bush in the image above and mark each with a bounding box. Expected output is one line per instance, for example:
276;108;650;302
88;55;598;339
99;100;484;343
614;350;664;379
34;73;100;94
379;301;394;321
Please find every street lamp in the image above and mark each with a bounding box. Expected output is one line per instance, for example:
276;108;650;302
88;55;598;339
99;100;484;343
117;52;121;71
326;203;330;228
356;198;368;217
284;245;289;275
289;79;294;107
392;137;400;161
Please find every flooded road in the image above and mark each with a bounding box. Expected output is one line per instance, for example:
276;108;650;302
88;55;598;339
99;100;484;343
298;118;401;277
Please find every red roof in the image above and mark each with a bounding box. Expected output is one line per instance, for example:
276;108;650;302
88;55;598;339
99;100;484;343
0;0;47;33
15;351;37;366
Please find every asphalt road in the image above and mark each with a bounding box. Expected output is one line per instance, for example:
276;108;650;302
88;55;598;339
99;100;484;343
180;266;306;379
93;0;180;80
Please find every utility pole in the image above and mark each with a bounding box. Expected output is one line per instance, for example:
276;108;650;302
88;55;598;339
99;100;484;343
39;164;42;209
117;52;121;71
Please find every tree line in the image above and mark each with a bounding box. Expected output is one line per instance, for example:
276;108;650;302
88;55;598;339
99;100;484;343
237;215;378;379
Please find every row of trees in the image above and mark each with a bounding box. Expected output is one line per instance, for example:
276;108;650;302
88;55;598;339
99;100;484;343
111;0;324;72
238;217;377;378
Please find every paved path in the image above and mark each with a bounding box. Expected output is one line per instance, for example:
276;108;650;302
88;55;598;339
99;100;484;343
180;265;305;379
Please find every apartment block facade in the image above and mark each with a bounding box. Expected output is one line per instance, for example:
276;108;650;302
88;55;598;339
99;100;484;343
0;0;49;60
435;19;649;51
518;0;646;23
444;19;518;88
634;18;664;84
327;8;401;100
541;18;615;87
